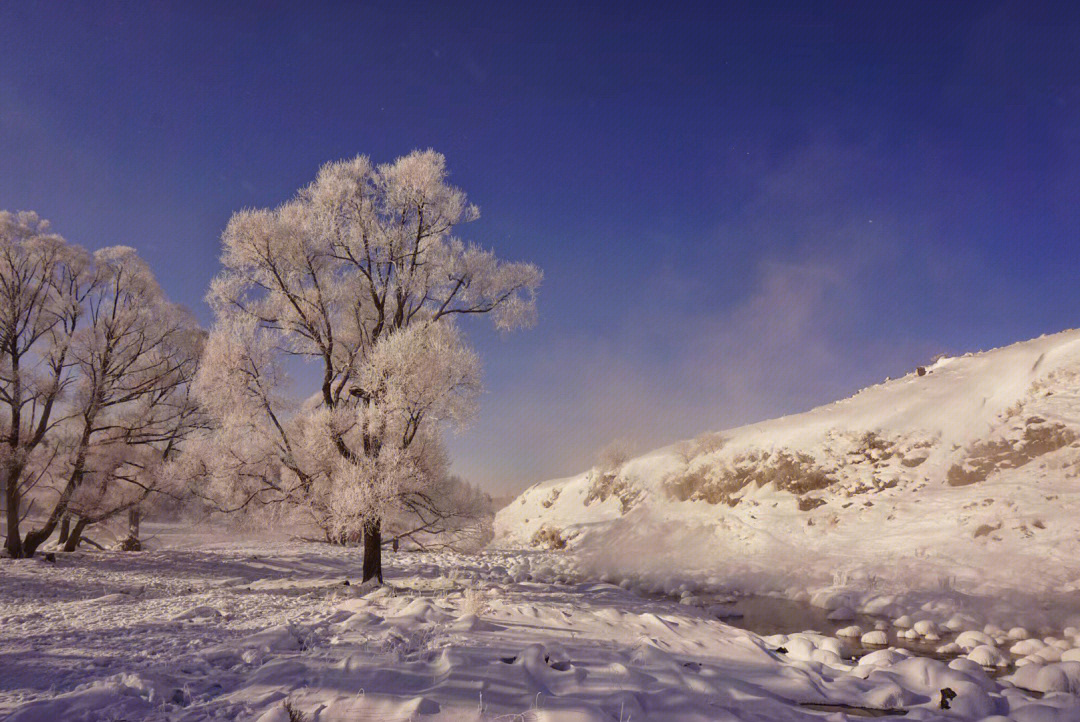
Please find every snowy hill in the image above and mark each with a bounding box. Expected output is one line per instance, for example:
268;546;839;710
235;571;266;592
495;328;1080;598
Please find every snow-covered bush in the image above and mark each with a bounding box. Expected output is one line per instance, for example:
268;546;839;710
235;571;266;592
596;440;634;475
583;439;643;513
379;623;446;661
281;698;309;722
947;420;1077;487
530;524;568;550
674;432;725;464
582;471;642;514
663;449;834;506
460;586;490;616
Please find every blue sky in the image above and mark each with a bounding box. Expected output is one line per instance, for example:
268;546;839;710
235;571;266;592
2;1;1079;493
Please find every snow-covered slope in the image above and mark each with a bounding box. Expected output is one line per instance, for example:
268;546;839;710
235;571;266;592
495;329;1080;598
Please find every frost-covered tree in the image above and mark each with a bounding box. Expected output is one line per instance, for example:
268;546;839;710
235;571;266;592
384;473;495;553
0;213;203;558
0;212;95;558
59;359;204;552
199;150;540;582
596;439;635;476
19;246;203;556
674;431;725;464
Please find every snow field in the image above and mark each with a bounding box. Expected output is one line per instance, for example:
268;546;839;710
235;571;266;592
2;533;1080;721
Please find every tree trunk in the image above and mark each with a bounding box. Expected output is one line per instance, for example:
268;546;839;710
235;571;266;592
4;470;22;558
23;458;87;557
57;515;71;545
362;519;383;584
119;508;142;551
23;407;99;558
62;517;88;552
23;521;55;558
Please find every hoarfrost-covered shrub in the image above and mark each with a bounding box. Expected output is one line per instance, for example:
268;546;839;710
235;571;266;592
282;699;309;722
380;624;446;661
460;587;490;616
582;439;642;514
947;420;1077;486
583;471;643;514
663;449;835;506
675;432;725;464
596;439;634;475
531;525;568;550
541;488;560;508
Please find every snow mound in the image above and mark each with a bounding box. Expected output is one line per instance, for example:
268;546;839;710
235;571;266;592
171;604;223;621
389;597;454;624
239;624;303;652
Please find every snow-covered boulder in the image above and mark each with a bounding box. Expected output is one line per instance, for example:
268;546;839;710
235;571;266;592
956;630;996;651
1009;626;1031;640
966;644;1009;667
861;630;888;646
1011;638;1047;655
913;619;939;638
1010;661;1080;694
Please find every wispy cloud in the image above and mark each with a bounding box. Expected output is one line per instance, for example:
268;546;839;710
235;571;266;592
451;139;947;495
452;251;937;495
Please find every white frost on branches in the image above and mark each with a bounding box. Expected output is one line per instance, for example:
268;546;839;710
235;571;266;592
0;212;204;557
196;150;540;567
